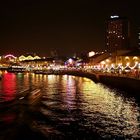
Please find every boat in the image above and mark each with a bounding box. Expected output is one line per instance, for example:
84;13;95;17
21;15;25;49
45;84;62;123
33;70;53;74
7;66;27;73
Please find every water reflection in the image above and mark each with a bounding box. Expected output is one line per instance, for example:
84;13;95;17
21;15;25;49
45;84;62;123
77;78;140;138
40;75;140;139
0;73;16;101
0;73;139;139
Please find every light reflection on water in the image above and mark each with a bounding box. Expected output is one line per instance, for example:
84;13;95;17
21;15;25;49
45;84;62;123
77;78;140;138
0;72;140;139
0;72;16;101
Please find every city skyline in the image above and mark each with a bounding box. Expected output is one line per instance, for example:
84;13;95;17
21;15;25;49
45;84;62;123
0;1;140;57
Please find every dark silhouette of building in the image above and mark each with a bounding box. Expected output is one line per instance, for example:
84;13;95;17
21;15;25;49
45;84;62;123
138;27;140;48
106;15;130;52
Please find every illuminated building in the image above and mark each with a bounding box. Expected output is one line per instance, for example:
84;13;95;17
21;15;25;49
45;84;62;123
106;15;130;52
102;49;140;67
116;50;140;67
18;55;41;61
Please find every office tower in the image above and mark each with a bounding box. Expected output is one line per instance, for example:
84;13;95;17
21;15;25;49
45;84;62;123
106;15;130;52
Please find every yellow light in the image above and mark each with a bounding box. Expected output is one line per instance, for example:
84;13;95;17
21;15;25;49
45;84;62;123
133;56;138;60
19;55;26;61
34;56;41;60
101;61;105;65
126;62;130;66
125;56;129;60
27;55;34;60
111;64;114;67
106;59;110;63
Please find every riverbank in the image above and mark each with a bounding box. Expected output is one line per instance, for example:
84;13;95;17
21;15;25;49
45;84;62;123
54;70;140;96
99;74;140;94
4;69;140;96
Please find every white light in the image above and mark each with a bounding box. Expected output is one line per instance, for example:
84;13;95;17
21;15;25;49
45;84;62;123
110;15;119;19
88;51;95;57
68;58;73;64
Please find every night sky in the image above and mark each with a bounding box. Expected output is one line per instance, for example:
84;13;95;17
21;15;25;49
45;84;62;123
0;1;140;57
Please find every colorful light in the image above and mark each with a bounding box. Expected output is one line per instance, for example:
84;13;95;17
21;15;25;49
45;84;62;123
4;54;16;59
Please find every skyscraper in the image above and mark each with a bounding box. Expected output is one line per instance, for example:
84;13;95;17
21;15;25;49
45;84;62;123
106;15;130;52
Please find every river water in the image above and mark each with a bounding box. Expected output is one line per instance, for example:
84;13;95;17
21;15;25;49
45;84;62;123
0;72;140;140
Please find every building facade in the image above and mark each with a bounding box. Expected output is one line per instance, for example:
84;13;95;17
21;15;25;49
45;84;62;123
106;15;130;52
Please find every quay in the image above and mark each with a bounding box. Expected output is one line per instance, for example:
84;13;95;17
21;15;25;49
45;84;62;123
46;69;140;95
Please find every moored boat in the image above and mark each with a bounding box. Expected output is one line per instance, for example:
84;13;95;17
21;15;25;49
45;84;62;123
7;66;27;73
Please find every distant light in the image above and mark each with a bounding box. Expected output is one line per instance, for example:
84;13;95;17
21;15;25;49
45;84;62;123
110;15;119;19
133;56;138;60
88;51;95;57
101;61;105;65
126;62;130;66
125;56;129;60
5;54;16;59
68;58;73;64
106;59;110;63
138;63;140;69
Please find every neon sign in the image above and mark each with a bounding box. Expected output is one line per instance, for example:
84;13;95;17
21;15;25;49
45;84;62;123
5;54;16;59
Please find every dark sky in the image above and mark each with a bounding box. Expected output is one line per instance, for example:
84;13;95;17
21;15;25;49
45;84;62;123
0;0;140;57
